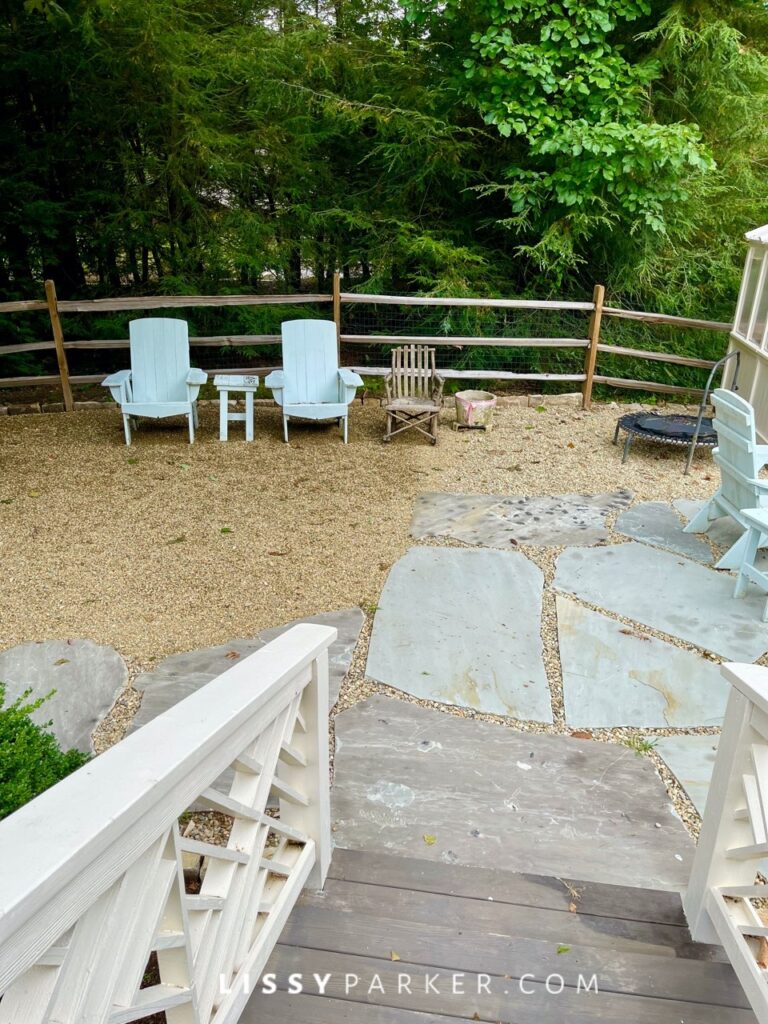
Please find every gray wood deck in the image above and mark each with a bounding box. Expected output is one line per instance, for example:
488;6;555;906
243;848;755;1023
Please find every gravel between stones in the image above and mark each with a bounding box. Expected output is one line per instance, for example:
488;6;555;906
0;398;730;837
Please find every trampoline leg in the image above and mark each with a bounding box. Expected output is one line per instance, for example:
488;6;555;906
613;423;621;446
622;435;633;464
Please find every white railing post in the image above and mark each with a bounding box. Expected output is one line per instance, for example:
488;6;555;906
683;679;754;942
277;648;332;890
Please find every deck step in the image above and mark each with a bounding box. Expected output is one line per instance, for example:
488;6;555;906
240;847;752;1024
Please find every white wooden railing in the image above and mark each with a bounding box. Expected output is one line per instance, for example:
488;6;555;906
0;622;335;1024
684;662;768;1023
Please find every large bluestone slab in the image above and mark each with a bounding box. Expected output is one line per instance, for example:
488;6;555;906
615;501;713;564
131;607;364;732
332;695;693;890
653;734;720;817
366;547;552;722
411;489;633;548
0;640;127;753
554;542;768;661
557;597;728;728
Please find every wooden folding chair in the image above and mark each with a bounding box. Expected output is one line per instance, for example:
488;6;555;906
383;345;444;444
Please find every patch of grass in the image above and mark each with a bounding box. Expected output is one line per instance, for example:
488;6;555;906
621;734;658;756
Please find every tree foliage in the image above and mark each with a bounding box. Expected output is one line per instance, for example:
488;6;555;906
1;0;768;322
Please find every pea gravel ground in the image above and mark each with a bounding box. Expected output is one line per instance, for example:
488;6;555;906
0;397;716;662
0;397;729;835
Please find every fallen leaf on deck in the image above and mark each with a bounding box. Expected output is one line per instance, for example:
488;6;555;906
557;945;571;954
53;658;70;666
423;833;437;846
390;951;401;962
225;651;241;660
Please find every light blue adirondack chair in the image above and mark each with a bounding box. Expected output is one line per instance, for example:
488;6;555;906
265;320;363;443
684;389;768;568
102;318;207;445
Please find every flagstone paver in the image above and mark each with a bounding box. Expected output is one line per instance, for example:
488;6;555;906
554;542;768;661
332;695;693;890
366;546;552;721
652;734;720;817
557;597;728;728
674;498;744;551
131;607;364;732
0;639;127;753
615;501;713;564
410;490;633;548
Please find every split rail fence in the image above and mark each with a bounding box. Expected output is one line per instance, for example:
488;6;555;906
0;274;732;412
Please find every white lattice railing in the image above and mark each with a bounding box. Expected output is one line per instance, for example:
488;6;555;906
0;622;335;1024
684;662;768;1023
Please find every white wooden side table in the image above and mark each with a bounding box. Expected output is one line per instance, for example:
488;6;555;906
213;374;260;441
734;506;768;621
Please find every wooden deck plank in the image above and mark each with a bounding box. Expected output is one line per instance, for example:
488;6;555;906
280;904;748;1008
242;991;461;1024
300;878;726;961
246;947;756;1023
328;848;687;926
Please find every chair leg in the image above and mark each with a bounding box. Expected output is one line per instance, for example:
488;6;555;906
122;414;132;446
343;415;348;444
188;412;195;444
684;499;717;535
283;415;289;443
192;402;199;429
734;527;761;598
715;529;750;571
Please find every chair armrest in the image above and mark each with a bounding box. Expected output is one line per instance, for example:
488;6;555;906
265;370;286;407
338;368;363;406
103;370;131;388
339;368;363;388
102;369;131;405
186;368;207;386
185;367;206;402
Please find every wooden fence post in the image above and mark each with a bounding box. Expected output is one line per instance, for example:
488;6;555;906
332;271;341;361
44;280;74;412
582;283;605;410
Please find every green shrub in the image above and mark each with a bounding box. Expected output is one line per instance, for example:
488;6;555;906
0;684;90;820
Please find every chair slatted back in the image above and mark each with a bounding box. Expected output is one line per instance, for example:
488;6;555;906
281;320;339;404
712;388;764;513
129;318;191;403
390;345;436;401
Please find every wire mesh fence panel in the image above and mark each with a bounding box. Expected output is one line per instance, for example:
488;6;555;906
596;317;730;396
340;301;590;388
